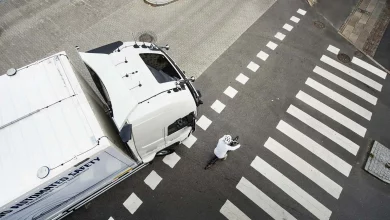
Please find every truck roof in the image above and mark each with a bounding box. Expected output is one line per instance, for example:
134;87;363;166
81;42;188;128
0;52;107;208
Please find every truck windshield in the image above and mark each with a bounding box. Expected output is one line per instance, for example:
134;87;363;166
86;65;111;106
139;53;181;83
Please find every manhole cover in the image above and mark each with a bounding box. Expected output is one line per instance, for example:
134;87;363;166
313;21;325;29
337;53;351;63
354;50;364;58
137;31;157;43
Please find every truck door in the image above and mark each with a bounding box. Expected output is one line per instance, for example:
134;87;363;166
132;115;166;158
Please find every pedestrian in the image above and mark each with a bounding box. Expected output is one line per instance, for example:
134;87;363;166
205;135;241;169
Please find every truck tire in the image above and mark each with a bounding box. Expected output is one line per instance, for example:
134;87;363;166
155;149;174;156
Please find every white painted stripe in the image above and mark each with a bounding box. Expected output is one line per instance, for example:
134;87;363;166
236;73;249;84
287;105;360;155
351;57;387;79
297;9;307;15
247;61;260;72
313;66;377;105
224;86;238;98
296;91;366;137
236;177;296;220
220;200;251;220
196;115;212;130
257;51;269;61
275;32;286;41
277;120;352;176
321;55;382;91
163;152;181;168
251;156;332;220
305;78;372;120
290;16;300;23
283;24;293;31
211;100;226;113
267;41;278;50
144;170;162;190
264;137;343;199
108;217;114;220
327;45;340;55
182;134;197;148
123;193;143;214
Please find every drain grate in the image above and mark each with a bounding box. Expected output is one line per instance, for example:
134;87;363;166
337;53;351;63
313;21;325;29
137;31;158;43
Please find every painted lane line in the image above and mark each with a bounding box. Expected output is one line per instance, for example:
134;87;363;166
163;152;181;168
196;115;212;130
211;100;226;113
251;156;332;220
313;66;377;105
144;170;162;190
321;55;382;91
277;120;352;177
290;16;300;23
257;51;269;61
297;9;307;15
296;91;367;137
275;32;286;41
283;23;293;31
265;137;343;199
236;73;249;85
108;217;114;220
287;105;359;155
247;61;260;72
327;45;340;55
351;57;387;79
306;78;372;120
220;200;251;220
224;86;238;98
266;41;278;50
182;134;197;148
123;193;142;214
236;177;296;220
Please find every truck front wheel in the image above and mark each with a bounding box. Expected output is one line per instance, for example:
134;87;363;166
156;149;174;156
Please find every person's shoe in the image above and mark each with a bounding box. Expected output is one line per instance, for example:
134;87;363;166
223;154;228;160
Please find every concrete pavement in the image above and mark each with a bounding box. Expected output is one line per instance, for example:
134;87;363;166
0;0;276;78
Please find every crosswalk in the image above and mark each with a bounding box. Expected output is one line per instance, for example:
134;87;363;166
220;43;386;220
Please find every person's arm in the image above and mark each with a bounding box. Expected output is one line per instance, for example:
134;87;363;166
227;144;240;151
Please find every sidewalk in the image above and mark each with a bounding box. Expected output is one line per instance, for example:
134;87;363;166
339;0;390;70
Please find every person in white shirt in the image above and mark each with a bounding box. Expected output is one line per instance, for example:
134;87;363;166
205;135;241;169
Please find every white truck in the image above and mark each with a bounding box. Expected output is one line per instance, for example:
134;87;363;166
0;41;202;220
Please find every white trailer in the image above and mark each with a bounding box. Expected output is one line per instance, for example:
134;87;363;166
0;41;202;220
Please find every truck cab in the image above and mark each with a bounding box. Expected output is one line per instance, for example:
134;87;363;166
79;41;201;163
0;41;202;220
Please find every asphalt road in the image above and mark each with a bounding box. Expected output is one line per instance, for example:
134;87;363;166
1;0;390;219
65;0;390;220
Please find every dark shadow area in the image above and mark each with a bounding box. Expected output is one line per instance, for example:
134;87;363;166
87;41;123;54
374;24;390;71
313;0;359;29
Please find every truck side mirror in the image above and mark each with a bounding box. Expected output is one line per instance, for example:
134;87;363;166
190;76;195;82
120;123;132;142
